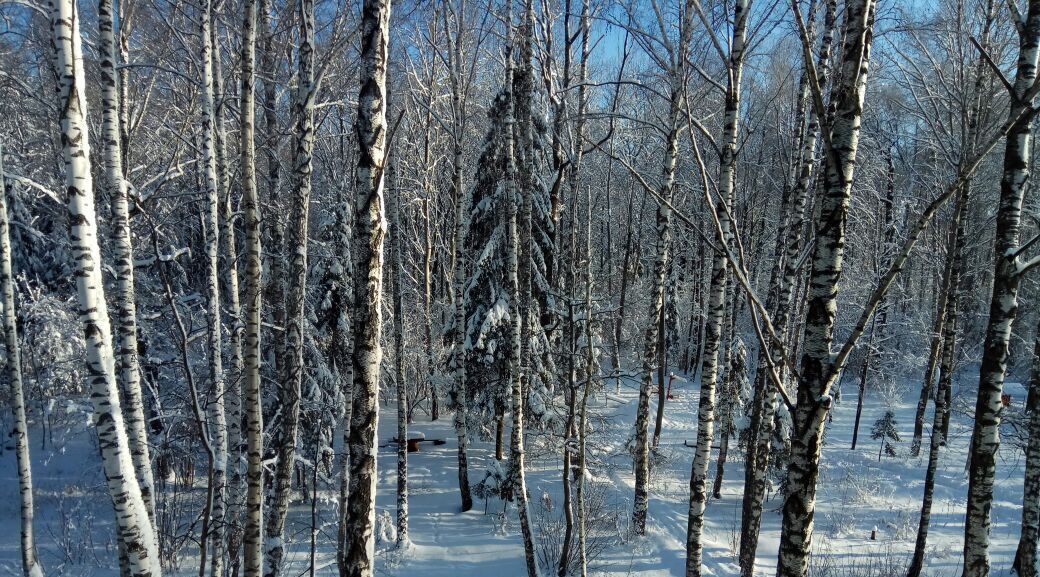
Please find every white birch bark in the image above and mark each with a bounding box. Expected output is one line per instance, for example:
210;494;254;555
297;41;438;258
687;4;747;575
512;4;538;574
632;3;690;536
213;17;246;573
263;1;315;573
446;0;474;513
0;146;42;577
964;4;1040;575
778;3;876;576
345;0;391;572
100;0;156;529
576;165;594;577
391;181;409;547
199;3;228;574
48;1;160;573
237;0;264;573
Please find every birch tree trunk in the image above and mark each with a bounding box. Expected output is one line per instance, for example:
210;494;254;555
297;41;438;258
264;2;315;573
48;1;160;574
345;0;391;571
100;0;156;529
512;4;538;574
576;142;594;577
560;4;591;567
632;14;688;537
199;3;228;574
911;239;953;457
687;4;747;575
964;4;1040;575
447;0;474;513
391;177;409;547
737;0;832;560
1015;318;1040;577
777;2;876;576
237;0;265;573
907;184;968;577
214;14;246;571
1;147;42;577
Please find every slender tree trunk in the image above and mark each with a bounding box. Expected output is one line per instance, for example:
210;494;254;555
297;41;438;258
100;0;156;529
652;303;667;448
1014;320;1040;577
964;5;1040;575
1;147;42;577
911;237;953;457
237;0;264;573
558;11;592;566
421;107;438;421
712;339;742;500
575;133;594;577
214;14;246;572
513;5;538;574
614;188;637;391
777;3;875;576
263;2;315;573
737;0;828;550
907;185;968;577
345;0;391;571
447;1;474;512
199;4;229;575
48;1;160;574
850;321;875;450
687;4;747;575
391;177;410;547
632;60;682;541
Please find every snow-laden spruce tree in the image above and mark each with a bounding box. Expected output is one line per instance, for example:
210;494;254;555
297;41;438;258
463;40;555;456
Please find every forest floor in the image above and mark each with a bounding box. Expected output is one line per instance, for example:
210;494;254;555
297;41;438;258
0;372;1030;576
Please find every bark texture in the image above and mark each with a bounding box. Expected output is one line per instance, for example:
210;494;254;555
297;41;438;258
345;0;391;572
777;2;876;576
49;0;161;574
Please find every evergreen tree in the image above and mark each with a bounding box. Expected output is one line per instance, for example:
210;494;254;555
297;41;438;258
871;410;901;460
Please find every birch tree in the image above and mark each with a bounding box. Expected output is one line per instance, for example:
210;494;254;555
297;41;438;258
964;3;1040;575
739;4;834;573
100;0;156;529
511;3;539;573
391;175;409;548
199;2;229;573
446;0;474;512
687;3;748;574
344;0;391;571
263;1;316;573
48;0;160;574
237;0;265;573
777;2;876;576
1;146;41;577
629;0;694;537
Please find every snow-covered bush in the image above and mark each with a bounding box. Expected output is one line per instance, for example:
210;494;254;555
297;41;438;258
533;480;627;574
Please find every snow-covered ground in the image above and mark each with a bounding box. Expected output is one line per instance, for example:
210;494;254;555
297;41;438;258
0;373;1029;576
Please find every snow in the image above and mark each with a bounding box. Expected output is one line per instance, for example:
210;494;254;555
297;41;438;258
0;373;1031;576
